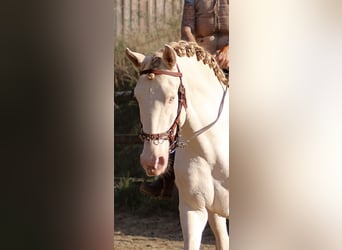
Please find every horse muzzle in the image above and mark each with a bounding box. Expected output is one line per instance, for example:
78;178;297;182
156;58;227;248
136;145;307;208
140;154;168;176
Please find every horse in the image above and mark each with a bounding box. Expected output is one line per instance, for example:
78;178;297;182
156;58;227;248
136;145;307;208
126;40;229;250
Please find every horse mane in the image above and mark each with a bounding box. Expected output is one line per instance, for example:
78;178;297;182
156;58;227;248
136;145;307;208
168;40;229;86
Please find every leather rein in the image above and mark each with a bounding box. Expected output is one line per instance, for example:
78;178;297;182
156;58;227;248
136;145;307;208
139;64;187;153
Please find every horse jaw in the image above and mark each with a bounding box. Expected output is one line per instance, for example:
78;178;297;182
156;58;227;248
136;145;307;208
125;48;145;68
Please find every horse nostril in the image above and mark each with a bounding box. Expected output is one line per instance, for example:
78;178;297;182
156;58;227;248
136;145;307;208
158;156;165;166
140;155;166;170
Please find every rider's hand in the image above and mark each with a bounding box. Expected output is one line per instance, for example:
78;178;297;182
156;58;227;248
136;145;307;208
215;45;229;69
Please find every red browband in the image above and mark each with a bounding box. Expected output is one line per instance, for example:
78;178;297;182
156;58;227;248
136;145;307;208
140;69;182;77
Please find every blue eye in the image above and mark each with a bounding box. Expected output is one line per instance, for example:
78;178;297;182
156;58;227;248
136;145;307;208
168;97;175;103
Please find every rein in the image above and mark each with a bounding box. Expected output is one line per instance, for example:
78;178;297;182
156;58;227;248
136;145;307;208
139;64;187;153
177;83;228;148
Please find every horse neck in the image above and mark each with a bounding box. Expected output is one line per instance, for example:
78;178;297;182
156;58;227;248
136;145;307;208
177;56;229;146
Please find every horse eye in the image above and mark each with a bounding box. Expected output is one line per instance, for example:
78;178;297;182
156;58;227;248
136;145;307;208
168;96;175;103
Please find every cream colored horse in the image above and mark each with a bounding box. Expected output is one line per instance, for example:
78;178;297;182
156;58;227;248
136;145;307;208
126;41;229;250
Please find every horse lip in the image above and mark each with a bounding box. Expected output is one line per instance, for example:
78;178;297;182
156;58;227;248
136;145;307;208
146;165;160;172
146;168;157;176
145;165;166;176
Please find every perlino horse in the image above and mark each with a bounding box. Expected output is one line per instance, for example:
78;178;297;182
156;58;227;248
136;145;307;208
126;40;229;250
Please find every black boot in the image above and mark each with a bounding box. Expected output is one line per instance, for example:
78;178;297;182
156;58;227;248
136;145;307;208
140;169;175;199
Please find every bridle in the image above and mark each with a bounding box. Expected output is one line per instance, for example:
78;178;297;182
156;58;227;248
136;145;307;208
139;64;187;153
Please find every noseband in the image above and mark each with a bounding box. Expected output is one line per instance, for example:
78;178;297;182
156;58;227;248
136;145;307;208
139;64;187;153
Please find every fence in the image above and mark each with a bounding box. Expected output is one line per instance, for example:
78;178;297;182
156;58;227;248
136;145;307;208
114;0;183;39
114;90;141;145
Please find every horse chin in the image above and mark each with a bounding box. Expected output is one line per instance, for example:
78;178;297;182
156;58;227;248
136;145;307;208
145;166;167;177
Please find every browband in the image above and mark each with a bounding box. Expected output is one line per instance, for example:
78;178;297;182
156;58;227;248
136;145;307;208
140;69;182;77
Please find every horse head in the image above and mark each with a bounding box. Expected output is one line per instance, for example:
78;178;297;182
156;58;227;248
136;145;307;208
126;45;186;176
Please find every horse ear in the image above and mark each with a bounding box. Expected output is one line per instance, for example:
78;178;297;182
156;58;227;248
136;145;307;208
162;45;176;69
125;48;145;68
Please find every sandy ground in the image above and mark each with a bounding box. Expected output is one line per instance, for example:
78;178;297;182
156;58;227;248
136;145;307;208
114;210;216;250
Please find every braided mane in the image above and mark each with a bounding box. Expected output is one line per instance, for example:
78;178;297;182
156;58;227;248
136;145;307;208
169;40;229;86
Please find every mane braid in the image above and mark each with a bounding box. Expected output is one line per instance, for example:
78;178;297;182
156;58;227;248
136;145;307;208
170;40;229;86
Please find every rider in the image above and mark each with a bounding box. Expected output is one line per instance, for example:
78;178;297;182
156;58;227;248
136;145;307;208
140;0;229;199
